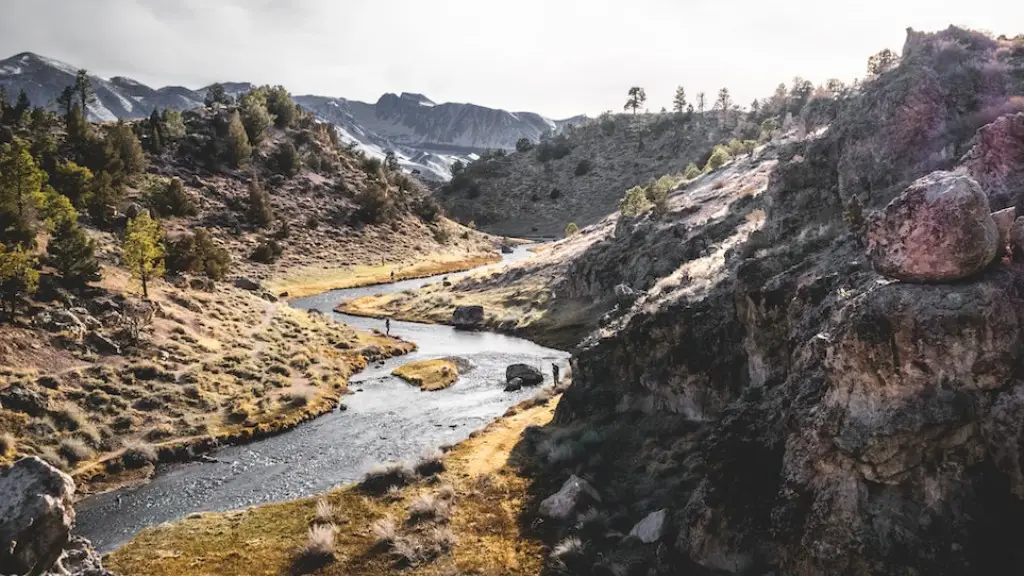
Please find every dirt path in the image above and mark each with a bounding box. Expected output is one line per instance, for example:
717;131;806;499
449;398;558;477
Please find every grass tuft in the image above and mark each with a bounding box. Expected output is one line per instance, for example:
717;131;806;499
294;523;337;572
407;492;451;523
360;461;416;495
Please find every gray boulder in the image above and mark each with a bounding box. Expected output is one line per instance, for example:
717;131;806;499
867;171;998;282
0;457;76;576
234;276;262;291
629;509;667;544
1012;217;1024;257
452;305;484;330
33;309;86;337
124;202;148;220
501;245;514;254
506;364;543;386
504;378;524;392
539;474;601;520
85;332;121;355
0;384;52;417
614;284;641;307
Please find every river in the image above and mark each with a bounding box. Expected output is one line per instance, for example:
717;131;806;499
76;246;567;553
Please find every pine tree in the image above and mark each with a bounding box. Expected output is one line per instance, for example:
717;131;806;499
85;171;122;227
0;139;46;248
12;90;31;125
147;109;165;153
716;88;732;125
624;87;646;116
0;242;38;322
225;111;252;168
52;161;94;208
161;109;186;139
66;104;89;143
696;92;707;120
107;121;147;176
266;85;296;128
47;213;100;290
122;212;164;299
384;150;400;172
240;90;273;146
673;86;687;115
204;83;230;107
247;176;273;228
74;69;96;113
56;86;75;121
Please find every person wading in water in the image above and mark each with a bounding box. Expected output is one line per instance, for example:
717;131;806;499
552;362;560;386
385;317;391;337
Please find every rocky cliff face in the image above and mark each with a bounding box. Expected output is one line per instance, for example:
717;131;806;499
521;27;1024;575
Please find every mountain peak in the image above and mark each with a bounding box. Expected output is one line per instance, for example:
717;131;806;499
2;51;80;76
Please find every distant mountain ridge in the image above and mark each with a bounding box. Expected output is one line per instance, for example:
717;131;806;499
0;52;584;180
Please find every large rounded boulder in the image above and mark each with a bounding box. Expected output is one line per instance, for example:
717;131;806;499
0;457;76;575
867;171;998;282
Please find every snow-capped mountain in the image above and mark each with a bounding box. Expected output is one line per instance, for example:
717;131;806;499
0;52;585;180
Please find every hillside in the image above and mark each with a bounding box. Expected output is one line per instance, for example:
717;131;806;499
0;80;503;503
340;25;1024;574
0;52;583;181
437;105;770;237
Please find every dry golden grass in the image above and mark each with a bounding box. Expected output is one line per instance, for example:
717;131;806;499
391;359;459;391
107;398;559;576
265;253;501;299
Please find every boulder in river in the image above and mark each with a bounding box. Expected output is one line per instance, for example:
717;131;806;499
0;457;76;575
505;378;524;392
506;364;543;386
501;245;514;254
452;305;484;330
866;171;998;282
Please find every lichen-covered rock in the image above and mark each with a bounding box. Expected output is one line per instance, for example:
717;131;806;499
0;457;76;576
452;305;484;330
233;276;262;291
1012;217;1024;257
867;171;998;282
539;475;600;520
963;112;1024;210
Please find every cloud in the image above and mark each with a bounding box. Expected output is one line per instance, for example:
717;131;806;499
1;0;1022;118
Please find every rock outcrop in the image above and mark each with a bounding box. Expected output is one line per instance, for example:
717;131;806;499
539;475;600;521
0;457;76;575
451;305;484;330
867;171;998;282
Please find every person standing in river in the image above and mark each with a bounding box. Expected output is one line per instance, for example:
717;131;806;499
385;317;391;336
552;362;560;386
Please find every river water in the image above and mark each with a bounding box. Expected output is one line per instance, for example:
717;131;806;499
77;246;567;553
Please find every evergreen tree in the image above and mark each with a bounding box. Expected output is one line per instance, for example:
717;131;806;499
716;88;732;125
85;171;122;226
266;85;296;128
12;90;31;125
247;176;273;227
204;83;230;107
66;104;89;143
0;242;38;321
52;161;94;208
274;142;300;177
868;49;899;76
0;139;46;248
147;109;165;153
673;86;688;115
161;109;186;139
225;111;252;168
166;228;231;281
122;211;164;299
624;87;646;116
74;69;96;113
384;150;400;171
47;205;100;290
240;90;273;146
696;92;707;119
106;121;147;176
56;86;75;121
150;177;197;217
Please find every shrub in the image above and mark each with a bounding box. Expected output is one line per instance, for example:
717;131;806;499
428;526;456;553
0;433;14;458
573;159;592;176
361;156;383;177
166;229;231;281
250;239;283;263
412;194;442;222
58;438;92;464
295;524;337;571
314;499;338;525
565;222;579;237
361;461;416;494
149;178;197;218
247;178;274;228
408;492;451;523
414;449;445;477
122;442;158;469
372;515;398;547
536;138;572;162
704;145;731;172
619;186;651;217
355;183;392;223
273;142;300;177
515;137;534;153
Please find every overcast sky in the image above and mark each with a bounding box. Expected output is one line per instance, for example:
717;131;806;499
0;0;1020;118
